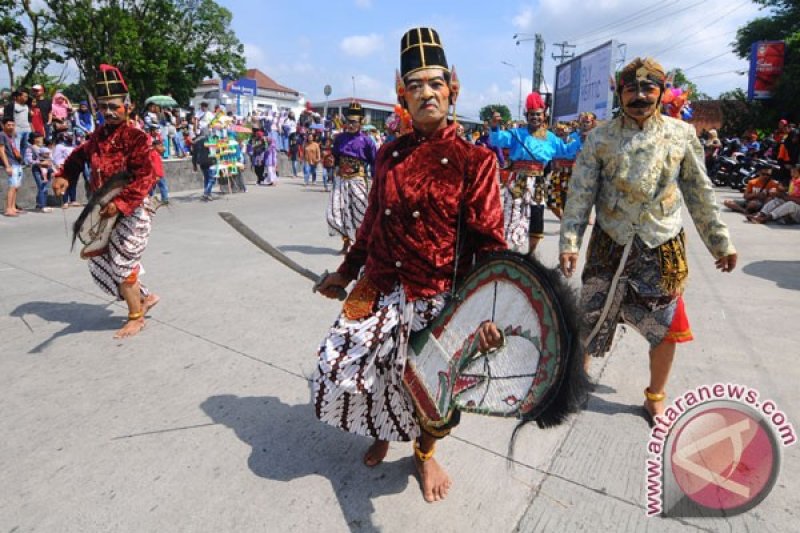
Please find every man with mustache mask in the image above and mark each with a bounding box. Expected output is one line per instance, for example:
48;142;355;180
559;57;737;423
490;92;567;255
52;64;160;339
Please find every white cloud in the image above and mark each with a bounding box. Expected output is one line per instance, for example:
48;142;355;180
243;43;265;66
340;34;384;57
510;0;761;99
512;6;534;30
354;0;372;8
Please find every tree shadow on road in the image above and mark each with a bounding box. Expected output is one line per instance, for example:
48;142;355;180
9;301;120;354
742;260;800;291
201;394;412;532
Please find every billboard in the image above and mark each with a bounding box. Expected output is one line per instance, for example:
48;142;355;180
222;77;257;96
748;41;785;100
552;40;617;124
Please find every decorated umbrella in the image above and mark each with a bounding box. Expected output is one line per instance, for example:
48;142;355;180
144;95;178;108
361;124;377;131
229;124;252;142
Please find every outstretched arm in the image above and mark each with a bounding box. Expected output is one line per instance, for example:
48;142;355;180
559;131;601;276
679;129;737;267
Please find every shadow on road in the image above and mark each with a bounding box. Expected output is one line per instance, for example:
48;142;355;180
742;260;800;291
9;301;120;353
583;394;644;418
278;244;340;256
201;394;412;532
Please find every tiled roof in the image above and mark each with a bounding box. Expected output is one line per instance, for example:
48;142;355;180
313;97;396;108
244;69;299;95
198;69;299;96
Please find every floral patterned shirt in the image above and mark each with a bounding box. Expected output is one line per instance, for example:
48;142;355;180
560;114;735;258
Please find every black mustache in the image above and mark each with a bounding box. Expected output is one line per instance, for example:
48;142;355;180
628;100;652;108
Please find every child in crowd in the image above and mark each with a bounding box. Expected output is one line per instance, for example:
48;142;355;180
24;132;53;212
148;138;169;204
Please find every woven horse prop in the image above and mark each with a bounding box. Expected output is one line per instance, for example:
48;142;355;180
71;172;132;259
404;252;590;446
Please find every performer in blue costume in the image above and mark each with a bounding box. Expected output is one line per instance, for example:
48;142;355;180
490;92;566;254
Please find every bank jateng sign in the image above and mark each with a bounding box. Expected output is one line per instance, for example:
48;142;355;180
552;40;617;124
222;77;257;97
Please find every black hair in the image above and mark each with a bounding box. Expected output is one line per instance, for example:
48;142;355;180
2;117;15;125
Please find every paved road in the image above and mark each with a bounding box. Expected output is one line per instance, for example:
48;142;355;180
1;177;798;532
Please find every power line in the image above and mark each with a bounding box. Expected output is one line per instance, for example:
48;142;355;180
651;29;736;57
566;0;681;43
690;69;746;79
652;0;749;56
683;50;732;71
575;0;709;48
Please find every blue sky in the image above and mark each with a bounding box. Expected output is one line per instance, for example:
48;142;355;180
220;0;764;119
2;0;762;119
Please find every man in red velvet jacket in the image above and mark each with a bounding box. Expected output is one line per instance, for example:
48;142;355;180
53;65;159;339
315;27;507;503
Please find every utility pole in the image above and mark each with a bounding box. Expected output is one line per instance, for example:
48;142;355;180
616;43;628;71
551;41;576;64
514;33;546;92
533;34;545;92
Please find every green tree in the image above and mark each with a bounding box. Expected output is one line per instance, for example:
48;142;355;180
716;88;762;137
734;0;800;124
0;0;62;89
669;68;710;101
479;104;512;124
46;0;245;106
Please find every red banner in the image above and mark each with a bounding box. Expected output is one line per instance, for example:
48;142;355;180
748;41;785;100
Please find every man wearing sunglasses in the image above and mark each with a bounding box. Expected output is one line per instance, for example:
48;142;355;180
559;57;737;424
52;64;159;339
326;101;376;254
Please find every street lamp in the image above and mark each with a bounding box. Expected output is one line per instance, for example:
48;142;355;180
501;61;523;121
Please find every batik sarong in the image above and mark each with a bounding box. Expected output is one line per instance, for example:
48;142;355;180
503;161;546;251
88;200;154;300
547;159;573;212
580;227;692;357
312;283;447;442
326;173;368;241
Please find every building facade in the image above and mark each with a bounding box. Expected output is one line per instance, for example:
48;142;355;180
310;97;481;130
191;69;305;117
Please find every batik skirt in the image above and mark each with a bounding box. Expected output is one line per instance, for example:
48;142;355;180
312;283;447;442
326;175;368;241
503;162;547;251
88;200;154;301
580;227;693;358
546;159;574;212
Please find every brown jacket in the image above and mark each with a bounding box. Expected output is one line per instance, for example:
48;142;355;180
303;141;321;165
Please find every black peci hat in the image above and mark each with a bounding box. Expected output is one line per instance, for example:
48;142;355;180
400;27;449;78
345;101;364;119
96;64;129;99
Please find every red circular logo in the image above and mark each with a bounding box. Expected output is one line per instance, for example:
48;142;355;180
670;406;778;511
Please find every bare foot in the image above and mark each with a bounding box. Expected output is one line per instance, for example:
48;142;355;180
142;293;160;314
363;439;389;467
114;318;145;339
643;398;666;426
415;456;451;503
